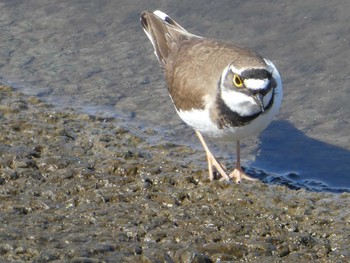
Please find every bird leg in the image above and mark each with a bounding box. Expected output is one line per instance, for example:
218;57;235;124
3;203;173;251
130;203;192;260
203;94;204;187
195;131;231;182
229;141;257;183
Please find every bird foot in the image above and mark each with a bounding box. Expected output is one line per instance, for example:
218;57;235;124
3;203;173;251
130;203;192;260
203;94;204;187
229;167;256;184
208;157;232;182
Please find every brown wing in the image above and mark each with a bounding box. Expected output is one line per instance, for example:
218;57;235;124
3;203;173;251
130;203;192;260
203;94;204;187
166;38;265;111
140;10;194;66
141;11;266;112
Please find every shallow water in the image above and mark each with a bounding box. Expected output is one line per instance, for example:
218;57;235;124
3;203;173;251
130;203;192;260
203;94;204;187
0;0;349;192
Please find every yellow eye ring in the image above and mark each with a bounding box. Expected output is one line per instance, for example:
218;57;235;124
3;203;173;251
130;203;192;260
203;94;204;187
233;74;243;88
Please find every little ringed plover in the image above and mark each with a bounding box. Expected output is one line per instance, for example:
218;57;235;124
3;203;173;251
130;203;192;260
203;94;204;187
140;10;283;183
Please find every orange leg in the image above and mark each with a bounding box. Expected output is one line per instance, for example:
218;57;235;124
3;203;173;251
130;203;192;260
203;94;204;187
228;141;257;183
195;131;231;181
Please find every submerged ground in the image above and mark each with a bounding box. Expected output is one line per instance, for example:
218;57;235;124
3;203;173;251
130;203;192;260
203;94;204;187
0;86;349;262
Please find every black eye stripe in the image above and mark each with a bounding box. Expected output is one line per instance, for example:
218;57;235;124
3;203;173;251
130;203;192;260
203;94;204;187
255;87;270;96
241;69;272;80
250;78;276;96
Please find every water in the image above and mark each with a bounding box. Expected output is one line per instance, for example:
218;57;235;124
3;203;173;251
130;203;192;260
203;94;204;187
0;0;349;192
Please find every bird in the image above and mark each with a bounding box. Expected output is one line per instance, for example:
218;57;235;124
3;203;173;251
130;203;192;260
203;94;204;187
140;10;283;183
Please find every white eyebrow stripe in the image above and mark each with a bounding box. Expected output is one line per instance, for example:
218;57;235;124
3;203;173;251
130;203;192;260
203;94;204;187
244;78;269;90
153;10;168;20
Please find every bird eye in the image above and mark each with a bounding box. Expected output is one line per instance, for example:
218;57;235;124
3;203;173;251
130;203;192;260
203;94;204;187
233;74;243;88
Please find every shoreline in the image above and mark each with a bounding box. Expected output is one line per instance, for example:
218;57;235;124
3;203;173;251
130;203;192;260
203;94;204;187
0;86;349;262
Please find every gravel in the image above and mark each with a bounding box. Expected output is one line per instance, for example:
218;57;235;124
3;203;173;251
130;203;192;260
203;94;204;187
0;85;349;262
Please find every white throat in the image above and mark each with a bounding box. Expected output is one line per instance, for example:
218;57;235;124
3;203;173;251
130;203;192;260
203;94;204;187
220;89;260;116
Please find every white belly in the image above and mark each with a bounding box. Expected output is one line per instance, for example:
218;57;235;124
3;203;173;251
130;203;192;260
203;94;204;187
176;76;283;141
177;106;274;141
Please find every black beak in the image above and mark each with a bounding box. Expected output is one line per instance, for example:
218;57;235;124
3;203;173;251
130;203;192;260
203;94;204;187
253;94;265;113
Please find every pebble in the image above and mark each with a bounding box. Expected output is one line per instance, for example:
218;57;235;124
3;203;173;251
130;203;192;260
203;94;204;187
0;88;349;262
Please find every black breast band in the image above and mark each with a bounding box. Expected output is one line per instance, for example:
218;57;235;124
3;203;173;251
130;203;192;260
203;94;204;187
216;88;274;129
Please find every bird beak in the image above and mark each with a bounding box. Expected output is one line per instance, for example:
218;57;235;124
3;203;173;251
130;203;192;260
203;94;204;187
253;94;265;113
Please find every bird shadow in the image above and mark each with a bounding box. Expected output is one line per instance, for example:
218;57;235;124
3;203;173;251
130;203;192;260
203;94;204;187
249;120;350;193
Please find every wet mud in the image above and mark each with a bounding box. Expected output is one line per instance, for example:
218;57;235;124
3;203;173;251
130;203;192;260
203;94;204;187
0;86;349;262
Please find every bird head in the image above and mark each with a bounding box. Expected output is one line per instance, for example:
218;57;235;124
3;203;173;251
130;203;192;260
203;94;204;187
219;61;275;116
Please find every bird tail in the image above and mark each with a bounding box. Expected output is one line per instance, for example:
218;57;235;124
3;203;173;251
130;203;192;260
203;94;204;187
140;10;195;66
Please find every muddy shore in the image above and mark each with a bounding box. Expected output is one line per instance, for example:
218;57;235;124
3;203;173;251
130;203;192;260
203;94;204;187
0;85;349;262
